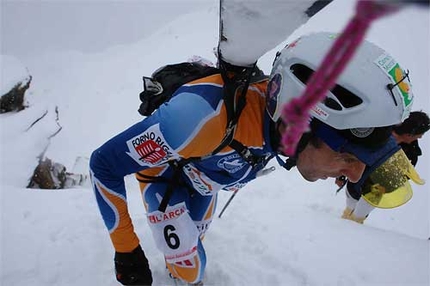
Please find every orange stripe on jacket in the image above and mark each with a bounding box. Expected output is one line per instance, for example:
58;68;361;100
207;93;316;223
136;166;166;210
179;75;268;157
97;182;140;252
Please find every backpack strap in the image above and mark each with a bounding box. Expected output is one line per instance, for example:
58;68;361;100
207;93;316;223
137;158;197;213
157;160;185;212
209;59;257;155
229;139;268;167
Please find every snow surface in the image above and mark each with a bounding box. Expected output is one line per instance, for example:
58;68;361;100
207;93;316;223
1;1;429;286
0;55;31;96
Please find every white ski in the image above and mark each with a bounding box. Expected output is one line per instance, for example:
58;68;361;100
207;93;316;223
218;0;333;66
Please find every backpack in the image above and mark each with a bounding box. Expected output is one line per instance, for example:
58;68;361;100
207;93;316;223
138;61;220;116
137;58;270;212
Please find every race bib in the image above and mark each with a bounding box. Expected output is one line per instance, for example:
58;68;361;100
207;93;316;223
147;202;200;263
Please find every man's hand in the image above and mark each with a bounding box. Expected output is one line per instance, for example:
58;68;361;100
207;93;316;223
114;245;153;285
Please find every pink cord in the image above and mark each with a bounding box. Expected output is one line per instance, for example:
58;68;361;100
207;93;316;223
281;0;399;156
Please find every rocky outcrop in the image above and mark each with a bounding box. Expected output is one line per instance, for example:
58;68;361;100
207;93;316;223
1;55;32;113
27;158;67;189
27;157;88;189
1;55;88;189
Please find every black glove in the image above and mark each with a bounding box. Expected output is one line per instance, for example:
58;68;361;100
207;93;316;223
114;245;153;285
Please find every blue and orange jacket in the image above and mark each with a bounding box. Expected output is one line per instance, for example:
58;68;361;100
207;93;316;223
90;74;281;252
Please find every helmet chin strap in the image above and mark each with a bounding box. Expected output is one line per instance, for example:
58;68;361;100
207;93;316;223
271;119;313;170
283;132;313;170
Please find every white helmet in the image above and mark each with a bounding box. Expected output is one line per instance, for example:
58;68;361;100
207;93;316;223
266;32;413;129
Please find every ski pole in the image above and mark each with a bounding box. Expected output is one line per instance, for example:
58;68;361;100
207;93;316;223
218;190;239;218
218;166;276;218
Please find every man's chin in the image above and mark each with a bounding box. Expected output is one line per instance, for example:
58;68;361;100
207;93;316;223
299;172;318;182
297;166;322;182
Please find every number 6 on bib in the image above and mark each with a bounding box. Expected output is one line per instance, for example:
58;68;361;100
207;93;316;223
147;202;200;263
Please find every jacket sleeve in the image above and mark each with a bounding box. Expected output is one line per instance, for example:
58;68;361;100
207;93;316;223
89;82;224;252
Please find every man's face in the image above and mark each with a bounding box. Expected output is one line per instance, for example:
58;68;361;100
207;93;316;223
296;140;366;183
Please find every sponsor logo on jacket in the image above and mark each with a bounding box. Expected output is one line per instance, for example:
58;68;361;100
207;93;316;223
126;124;177;167
217;153;246;173
183;164;222;195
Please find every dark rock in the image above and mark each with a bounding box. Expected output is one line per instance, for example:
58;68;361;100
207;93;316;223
0;75;32;113
27;157;89;189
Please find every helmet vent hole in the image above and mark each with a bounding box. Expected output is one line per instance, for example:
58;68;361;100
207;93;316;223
323;98;342;110
290;64;313;84
290;63;363;109
331;85;363;108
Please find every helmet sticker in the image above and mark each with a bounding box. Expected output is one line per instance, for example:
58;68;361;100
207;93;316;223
266;73;282;119
350;127;375;138
286;38;300;49
375;53;397;74
310;105;329;120
375;53;413;109
392;67;412;105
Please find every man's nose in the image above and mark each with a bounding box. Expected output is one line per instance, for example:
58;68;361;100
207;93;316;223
344;161;366;183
